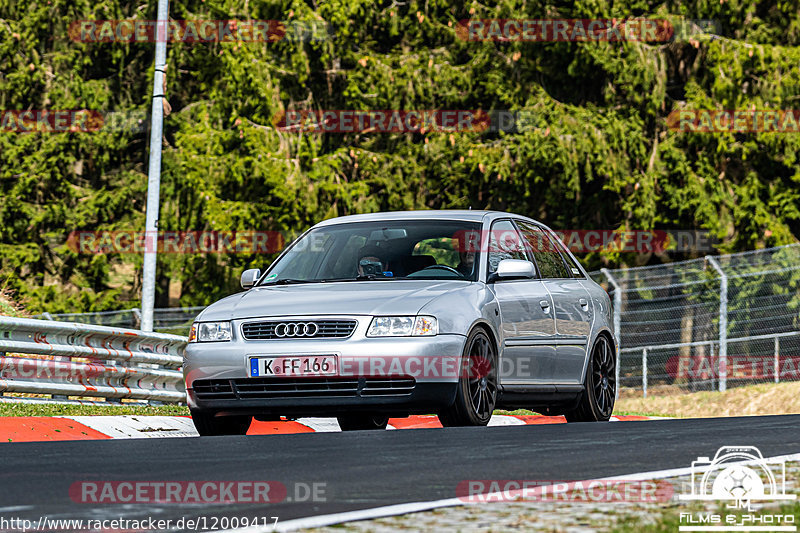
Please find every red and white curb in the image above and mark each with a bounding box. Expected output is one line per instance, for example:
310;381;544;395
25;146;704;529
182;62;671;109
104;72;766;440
0;414;655;443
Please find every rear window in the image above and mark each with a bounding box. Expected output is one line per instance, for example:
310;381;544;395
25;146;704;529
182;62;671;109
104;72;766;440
549;233;585;278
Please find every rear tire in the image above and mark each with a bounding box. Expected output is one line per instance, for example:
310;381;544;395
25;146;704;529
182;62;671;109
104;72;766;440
337;414;389;431
565;335;616;422
190;409;252;436
439;328;498;427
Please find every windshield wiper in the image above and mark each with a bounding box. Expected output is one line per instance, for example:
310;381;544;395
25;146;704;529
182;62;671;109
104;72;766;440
313;275;401;282
261;278;316;286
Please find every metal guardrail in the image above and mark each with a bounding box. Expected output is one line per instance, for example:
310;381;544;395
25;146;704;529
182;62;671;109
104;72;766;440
0;316;187;403
622;330;800;397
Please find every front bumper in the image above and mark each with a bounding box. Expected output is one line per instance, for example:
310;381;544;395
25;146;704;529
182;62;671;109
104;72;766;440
183;321;466;417
186;380;458;417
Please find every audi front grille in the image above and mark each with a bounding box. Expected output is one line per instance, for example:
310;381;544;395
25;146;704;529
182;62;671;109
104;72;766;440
241;319;357;340
193;377;416;400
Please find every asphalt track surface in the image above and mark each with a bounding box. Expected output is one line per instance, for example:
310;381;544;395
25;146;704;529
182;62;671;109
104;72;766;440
2;415;800;531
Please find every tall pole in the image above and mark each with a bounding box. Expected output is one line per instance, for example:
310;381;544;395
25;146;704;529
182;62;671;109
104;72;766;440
141;0;170;332
707;256;728;392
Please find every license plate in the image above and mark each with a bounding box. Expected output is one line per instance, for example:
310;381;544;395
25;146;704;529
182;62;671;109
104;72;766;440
249;355;337;377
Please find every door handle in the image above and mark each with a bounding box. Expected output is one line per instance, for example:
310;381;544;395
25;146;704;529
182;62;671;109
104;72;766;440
539;300;551;312
579;298;589;309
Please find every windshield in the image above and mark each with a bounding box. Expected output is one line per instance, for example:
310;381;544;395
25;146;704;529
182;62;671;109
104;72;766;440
260;220;482;284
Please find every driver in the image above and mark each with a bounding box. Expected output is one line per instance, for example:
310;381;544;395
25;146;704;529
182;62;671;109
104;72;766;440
456;250;476;276
356;245;387;276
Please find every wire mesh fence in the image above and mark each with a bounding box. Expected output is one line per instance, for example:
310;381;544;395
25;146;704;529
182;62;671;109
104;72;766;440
591;244;800;396
35;307;202;336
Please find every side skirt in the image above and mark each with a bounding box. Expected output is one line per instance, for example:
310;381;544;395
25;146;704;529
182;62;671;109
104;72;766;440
497;384;583;412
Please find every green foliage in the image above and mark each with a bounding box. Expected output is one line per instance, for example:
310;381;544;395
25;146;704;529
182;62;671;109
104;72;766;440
1;0;798;312
0;401;189;417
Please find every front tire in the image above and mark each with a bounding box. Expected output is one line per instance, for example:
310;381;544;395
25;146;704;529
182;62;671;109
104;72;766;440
439;328;498;427
190;409;252;436
336;414;389;431
565;335;616;422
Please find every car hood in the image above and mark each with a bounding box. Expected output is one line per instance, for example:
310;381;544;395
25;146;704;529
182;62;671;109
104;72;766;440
196;281;472;321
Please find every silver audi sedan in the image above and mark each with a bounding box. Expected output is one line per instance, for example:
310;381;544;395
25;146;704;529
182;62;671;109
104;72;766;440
184;210;617;434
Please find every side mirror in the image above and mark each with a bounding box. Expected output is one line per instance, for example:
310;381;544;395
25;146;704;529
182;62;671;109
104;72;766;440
240;268;262;290
490;259;536;282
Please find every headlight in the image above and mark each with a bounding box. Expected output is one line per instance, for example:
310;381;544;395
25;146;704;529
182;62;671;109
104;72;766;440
367;316;438;337
190;321;232;342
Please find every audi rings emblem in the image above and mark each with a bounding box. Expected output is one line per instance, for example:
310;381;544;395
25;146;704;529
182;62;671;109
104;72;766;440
274;322;319;337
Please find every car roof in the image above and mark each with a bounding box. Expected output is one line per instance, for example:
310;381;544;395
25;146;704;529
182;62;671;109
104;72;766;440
313;210;541;227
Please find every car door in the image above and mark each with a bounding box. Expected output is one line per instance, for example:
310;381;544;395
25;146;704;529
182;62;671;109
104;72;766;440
486;219;557;385
516;221;592;385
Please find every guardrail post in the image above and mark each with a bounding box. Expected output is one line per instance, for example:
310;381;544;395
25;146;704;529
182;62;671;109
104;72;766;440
706;257;728;392
642;348;648;398
601;268;622;401
132;308;142;329
774;337;780;384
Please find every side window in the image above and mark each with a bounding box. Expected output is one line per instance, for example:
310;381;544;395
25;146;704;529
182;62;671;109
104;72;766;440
516;222;570;279
487;220;528;274
552;235;585;278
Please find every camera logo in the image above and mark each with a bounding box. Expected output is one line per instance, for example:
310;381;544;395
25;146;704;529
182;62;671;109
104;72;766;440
680;446;796;511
